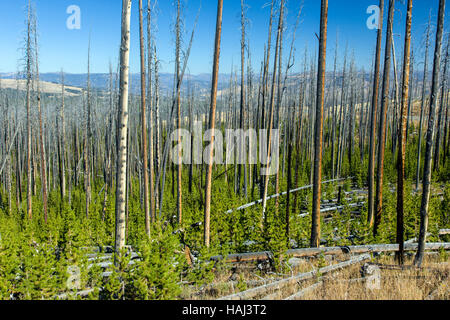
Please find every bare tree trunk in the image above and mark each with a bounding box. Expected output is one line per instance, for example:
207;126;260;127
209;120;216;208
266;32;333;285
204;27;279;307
416;11;432;190
259;0;275;199
310;0;329;248
433;34;450;172
26;0;33;220
237;0;246;196
58;71;66;201
84;41;92;219
415;0;446;267
204;0;223;248
115;0;132;257
331;36;338;179
147;0;156;224
139;0;150;237
154;47;161;211
34;17;49;223
374;0;395;237
396;0;412;266
261;0;285;220
175;0;183;225
368;0;384;226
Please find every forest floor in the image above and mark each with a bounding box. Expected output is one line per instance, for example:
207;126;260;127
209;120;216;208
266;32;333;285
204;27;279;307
184;253;450;300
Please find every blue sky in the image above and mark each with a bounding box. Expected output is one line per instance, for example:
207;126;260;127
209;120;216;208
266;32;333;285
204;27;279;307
0;0;447;75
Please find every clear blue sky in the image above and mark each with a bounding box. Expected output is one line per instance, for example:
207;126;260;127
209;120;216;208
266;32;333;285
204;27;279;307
0;0;446;75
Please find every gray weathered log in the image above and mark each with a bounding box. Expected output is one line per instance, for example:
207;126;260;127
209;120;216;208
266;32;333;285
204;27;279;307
217;254;370;300
211;242;450;264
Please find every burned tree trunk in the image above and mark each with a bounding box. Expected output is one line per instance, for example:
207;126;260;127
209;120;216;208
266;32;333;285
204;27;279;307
139;0;150;237
35;30;48;223
261;0;285;219
416;11;432;190
396;0;413;266
433;34;450;172
204;0;223;248
26;0;33;220
374;0;395;236
147;0;156;223
415;0;446;267
311;0;329;248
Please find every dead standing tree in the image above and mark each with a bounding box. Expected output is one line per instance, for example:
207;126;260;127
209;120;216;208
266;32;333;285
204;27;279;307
396;0;413;266
374;0;395;237
84;40;92;219
115;0;132;257
175;0;183;225
33;16;49;223
415;0;446;267
310;0;329;248
416;11;432;191
58;70;66;201
433;33;450;172
204;0;223;248
237;0;246;197
147;0;156;223
26;0;33;220
138;0;150;237
261;0;285;221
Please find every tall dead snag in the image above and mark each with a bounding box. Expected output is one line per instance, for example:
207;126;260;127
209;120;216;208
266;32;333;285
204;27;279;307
26;0;33;220
434;33;450;172
175;0;182;225
396;0;413;266
58;70;66;201
102;64;114;221
34;20;48;223
147;0;156;223
237;0;246;197
259;0;275;199
415;0;446;267
84;40;92;219
310;0;328;248
261;0;285;219
204;0;223;248
331;35;338;179
373;0;395;237
115;0;132;257
139;0;150;237
416;11;432;190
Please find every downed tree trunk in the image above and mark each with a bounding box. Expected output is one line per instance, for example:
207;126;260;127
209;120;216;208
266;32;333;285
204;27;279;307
225;177;348;214
211;242;450;264
217;254;370;300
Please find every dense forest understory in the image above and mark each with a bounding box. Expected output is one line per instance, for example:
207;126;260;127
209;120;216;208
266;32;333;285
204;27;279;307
0;0;450;300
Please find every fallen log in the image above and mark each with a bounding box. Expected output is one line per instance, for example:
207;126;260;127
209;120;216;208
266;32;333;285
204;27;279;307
298;202;365;218
439;229;450;236
217;254;370;300
225;178;349;214
211;242;450;264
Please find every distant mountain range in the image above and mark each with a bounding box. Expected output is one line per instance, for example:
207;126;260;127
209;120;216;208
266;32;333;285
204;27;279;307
0;72;232;94
1;70;429;97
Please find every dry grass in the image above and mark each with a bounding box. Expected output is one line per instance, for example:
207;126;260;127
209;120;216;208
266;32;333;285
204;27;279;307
296;255;449;300
183;253;449;300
